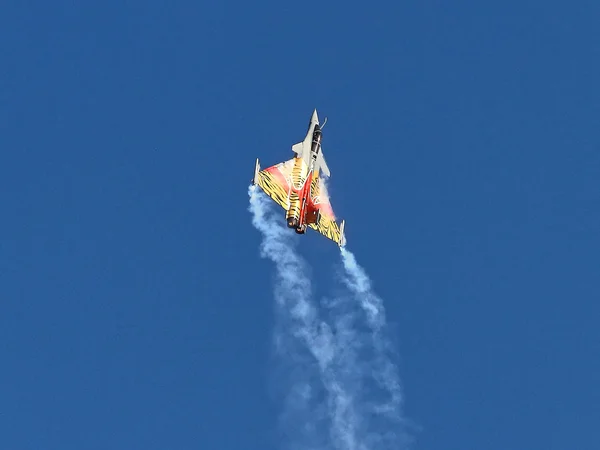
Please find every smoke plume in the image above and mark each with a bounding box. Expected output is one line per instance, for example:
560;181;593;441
248;185;409;450
336;247;410;449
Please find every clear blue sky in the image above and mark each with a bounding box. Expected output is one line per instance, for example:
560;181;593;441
1;1;598;449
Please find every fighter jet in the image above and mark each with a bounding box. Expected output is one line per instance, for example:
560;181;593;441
252;109;346;247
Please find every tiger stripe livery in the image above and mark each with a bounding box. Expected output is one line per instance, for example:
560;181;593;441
255;156;344;246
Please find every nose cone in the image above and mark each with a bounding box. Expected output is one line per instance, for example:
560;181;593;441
311;108;319;125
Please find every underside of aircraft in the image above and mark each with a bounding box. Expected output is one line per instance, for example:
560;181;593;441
252;109;346;247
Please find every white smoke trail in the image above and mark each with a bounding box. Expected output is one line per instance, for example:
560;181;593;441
248;185;361;450
248;184;409;449
336;247;410;449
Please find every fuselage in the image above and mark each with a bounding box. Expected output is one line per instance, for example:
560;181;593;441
286;123;322;233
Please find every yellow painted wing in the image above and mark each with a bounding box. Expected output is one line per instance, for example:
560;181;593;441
308;214;344;245
255;159;295;210
307;175;345;246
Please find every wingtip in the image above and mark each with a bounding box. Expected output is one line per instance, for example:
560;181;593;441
339;219;346;247
252;158;260;185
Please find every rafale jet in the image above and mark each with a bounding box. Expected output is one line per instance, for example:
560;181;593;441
252;109;346;247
